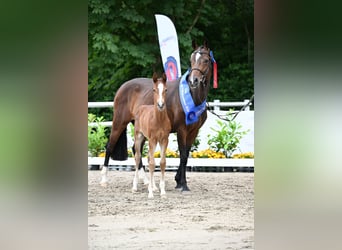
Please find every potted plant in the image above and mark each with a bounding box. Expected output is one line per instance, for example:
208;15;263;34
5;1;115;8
88;113;107;170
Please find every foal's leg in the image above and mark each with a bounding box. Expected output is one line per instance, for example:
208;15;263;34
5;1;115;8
132;133;144;192
147;139;157;198
134;138;149;185
159;137;168;198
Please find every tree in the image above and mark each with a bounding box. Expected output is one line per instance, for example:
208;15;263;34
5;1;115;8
88;0;254;119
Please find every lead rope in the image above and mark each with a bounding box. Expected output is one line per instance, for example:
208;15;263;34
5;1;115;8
207;94;254;122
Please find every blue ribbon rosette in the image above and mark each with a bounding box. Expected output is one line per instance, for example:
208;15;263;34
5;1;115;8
179;70;206;125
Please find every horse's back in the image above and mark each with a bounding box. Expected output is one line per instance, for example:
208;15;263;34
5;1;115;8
114;78;152;102
113;78;154;118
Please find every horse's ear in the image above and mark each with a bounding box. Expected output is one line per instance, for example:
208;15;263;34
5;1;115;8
192;40;198;50
203;39;209;49
162;73;167;82
152;72;158;82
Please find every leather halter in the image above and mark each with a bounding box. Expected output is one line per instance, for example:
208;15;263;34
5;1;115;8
188;50;212;87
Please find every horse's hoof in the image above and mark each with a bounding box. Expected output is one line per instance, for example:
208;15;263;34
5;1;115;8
175;183;182;189
132;188;138;193
181;185;191;192
148;194;154;199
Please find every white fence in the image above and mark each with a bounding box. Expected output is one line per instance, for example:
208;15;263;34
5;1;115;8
88;157;254;171
88;100;254;168
88;99;251;109
88;99;252;127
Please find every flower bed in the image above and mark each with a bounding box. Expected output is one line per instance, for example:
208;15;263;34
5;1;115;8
89;149;254;170
232;152;254;159
191;149;226;158
98;149;254;159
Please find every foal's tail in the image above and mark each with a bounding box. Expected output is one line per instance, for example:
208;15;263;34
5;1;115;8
109;128;128;161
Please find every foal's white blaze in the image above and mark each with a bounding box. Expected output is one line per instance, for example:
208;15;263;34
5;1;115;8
157;82;164;107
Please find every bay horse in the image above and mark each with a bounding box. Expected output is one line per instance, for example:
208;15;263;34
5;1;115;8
132;73;170;198
101;40;213;192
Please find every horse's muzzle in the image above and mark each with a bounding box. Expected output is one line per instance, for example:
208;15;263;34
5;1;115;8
157;103;165;110
189;77;200;88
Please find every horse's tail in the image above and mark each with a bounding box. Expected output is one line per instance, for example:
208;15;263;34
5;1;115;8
110;128;128;160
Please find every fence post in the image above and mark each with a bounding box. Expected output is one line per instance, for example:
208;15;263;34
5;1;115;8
244;99;250;111
213;99;220;111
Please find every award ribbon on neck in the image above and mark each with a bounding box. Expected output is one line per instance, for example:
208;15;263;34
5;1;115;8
179;70;207;125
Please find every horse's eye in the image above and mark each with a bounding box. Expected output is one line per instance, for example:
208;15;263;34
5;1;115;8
203;59;209;64
165;89;167;92
153;88;156;92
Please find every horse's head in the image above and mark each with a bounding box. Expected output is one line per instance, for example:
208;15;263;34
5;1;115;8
152;72;167;111
188;40;212;104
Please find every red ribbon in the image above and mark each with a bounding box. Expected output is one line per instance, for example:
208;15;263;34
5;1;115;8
213;61;218;88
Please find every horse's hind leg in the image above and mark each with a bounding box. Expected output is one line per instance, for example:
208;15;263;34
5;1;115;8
100;142;111;186
101;112;130;185
101;128;127;186
106;106;133;162
108;126;128;160
133;133;144;192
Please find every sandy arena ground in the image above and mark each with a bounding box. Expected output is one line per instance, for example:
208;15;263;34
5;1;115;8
88;170;254;249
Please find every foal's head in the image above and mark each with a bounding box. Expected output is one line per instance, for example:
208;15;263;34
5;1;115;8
188;40;212;104
152;72;167;111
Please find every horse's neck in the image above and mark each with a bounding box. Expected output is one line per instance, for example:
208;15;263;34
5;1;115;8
188;78;210;105
153;105;168;122
191;88;208;106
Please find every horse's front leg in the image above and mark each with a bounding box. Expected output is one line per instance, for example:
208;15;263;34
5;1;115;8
175;131;191;191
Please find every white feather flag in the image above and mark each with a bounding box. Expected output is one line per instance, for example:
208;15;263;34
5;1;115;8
155;14;181;81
